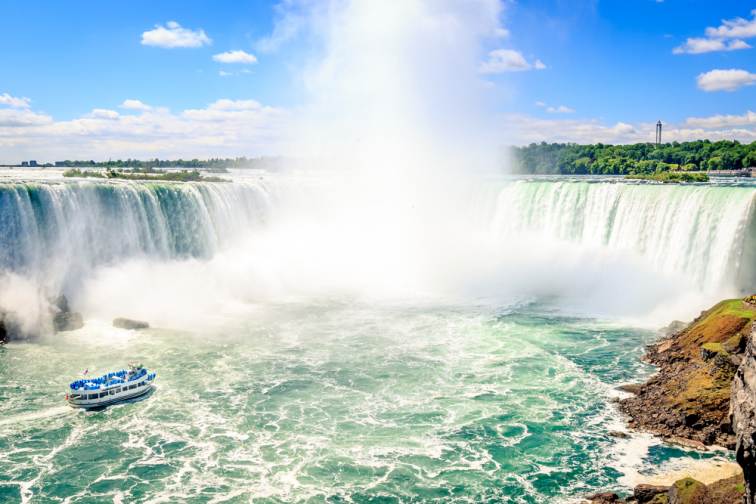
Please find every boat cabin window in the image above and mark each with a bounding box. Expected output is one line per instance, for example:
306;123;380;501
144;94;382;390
87;394;97;399
138;381;145;386
129;384;136;390
100;392;108;398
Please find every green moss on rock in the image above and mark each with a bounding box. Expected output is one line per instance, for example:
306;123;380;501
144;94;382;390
619;297;756;447
669;477;709;504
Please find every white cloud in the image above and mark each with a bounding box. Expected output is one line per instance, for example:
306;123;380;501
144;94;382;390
254;0;317;54
219;70;233;77
536;101;574;113
685;110;756;128
705;9;756;39
0;98;287;163
88;109;120;120
546;105;575;114
674;9;756;55
479;49;546;74
504;109;756;145
212;50;257;64
0;108;52;127
206;99;263;111
141;21;211;48
0;93;31;108
120;99;152;111
673;37;750;54
696;69;756;92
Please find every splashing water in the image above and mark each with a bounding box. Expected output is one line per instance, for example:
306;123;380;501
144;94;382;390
1;1;755;502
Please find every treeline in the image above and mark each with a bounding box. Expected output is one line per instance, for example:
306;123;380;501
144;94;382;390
53;156;283;170
62;168;228;182
511;140;756;175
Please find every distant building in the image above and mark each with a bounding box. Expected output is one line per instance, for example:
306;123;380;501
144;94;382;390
655;121;662;146
29;160;38;167
21;161;29;167
54;161;66;167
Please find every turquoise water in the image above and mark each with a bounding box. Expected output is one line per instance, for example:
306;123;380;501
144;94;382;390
0;301;708;503
0;174;750;502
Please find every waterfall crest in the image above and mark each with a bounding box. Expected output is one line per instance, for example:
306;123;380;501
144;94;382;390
0;179;272;294
492;180;756;293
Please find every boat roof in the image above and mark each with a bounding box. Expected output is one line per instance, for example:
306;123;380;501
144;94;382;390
69;367;154;391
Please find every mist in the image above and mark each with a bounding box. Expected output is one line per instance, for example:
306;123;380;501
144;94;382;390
1;0;753;337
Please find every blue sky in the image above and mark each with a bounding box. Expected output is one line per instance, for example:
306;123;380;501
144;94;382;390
0;0;754;162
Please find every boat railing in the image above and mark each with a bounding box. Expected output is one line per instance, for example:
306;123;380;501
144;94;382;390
69;368;153;390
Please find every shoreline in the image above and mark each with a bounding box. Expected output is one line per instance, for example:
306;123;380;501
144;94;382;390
585;296;756;503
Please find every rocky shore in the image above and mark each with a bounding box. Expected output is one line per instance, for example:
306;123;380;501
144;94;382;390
620;298;755;449
585;296;756;503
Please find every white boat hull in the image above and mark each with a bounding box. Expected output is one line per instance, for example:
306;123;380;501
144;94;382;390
67;375;155;409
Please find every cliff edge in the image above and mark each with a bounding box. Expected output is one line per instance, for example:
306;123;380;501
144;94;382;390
731;324;756;504
620;297;756;448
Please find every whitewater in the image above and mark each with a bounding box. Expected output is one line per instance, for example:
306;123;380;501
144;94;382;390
0;171;754;502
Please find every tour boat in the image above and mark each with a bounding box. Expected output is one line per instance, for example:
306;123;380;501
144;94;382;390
66;364;156;409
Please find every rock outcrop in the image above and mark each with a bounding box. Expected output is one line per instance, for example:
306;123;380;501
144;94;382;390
668;477;709;504
52;295;84;332
633;483;668;503
730;326;756;504
620;298;756;448
583;475;745;503
0;314;7;344
585;296;756;504
112;318;149;330
53;311;84;332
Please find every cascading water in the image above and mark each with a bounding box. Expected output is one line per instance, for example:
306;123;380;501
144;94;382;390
0;177;273;336
1;173;753;335
0;179;272;290
491;178;756;297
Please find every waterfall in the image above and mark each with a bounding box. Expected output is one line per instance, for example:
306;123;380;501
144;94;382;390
0;175;754;335
491;179;756;293
0;179;272;296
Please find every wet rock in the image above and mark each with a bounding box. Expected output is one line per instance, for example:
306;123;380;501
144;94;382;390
634;484;668;503
585;492;621;503
608;430;630;439
51;294;84;332
0;314;6;344
53;294;70;314
668;477;710;504
113;318;149;330
730;326;756;504
617;383;642;394
53;311;83;332
666;436;707;451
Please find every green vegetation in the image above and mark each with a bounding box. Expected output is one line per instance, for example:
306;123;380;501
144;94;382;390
701;342;725;354
54;156;282;170
671;478;709;503
512;140;756;175
62;168;228;182
648;494;668;504
625;172;709;183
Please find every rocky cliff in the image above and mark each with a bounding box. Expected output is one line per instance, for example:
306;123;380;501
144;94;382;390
585;296;756;504
731;325;756;504
620;298;756;448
